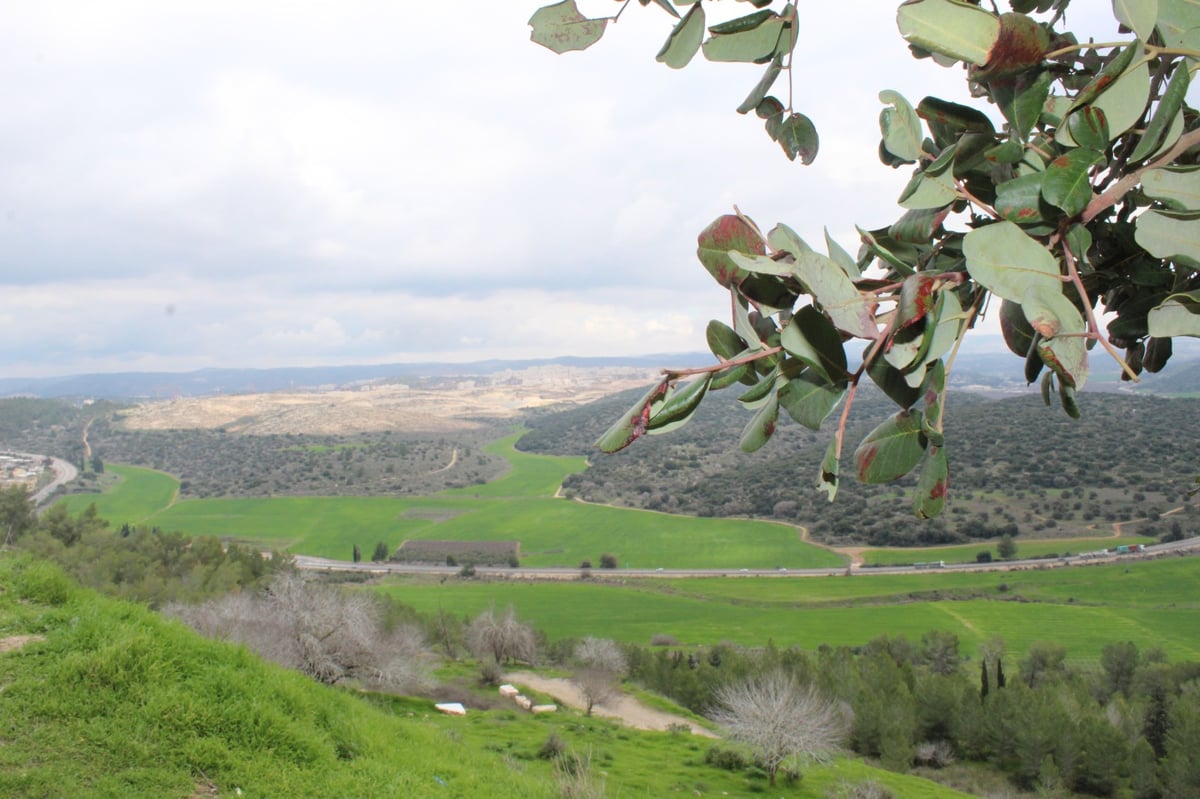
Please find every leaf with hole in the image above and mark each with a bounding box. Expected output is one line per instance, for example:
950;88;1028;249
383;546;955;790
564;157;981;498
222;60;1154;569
529;0;609;53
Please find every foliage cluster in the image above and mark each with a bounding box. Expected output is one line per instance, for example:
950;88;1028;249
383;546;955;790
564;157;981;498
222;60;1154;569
525;387;1200;546
615;632;1200;797
532;0;1200;520
2;488;285;606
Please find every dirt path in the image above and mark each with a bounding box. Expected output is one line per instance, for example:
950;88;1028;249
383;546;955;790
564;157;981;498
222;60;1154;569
431;447;458;474
504;672;716;738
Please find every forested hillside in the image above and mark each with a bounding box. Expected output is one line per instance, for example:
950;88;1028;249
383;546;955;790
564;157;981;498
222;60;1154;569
520;387;1200;547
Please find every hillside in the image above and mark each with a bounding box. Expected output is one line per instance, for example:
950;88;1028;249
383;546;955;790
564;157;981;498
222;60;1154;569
0;554;972;798
520;387;1200;547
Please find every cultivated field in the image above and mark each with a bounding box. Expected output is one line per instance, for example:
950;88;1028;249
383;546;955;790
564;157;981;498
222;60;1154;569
375;557;1200;662
59;435;842;569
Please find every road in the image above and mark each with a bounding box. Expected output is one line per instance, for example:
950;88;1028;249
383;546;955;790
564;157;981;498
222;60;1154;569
292;536;1200;580
29;456;78;508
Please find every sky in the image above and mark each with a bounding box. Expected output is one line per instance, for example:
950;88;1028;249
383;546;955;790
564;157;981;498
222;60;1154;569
0;2;1123;378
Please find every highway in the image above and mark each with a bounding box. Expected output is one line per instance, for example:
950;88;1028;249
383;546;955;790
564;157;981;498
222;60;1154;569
292;536;1200;580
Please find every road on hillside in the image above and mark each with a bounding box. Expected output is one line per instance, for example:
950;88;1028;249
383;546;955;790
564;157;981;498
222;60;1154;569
30;456;78;509
292;536;1200;579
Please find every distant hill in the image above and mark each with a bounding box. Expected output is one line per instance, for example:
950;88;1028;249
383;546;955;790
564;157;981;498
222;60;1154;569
0;354;702;400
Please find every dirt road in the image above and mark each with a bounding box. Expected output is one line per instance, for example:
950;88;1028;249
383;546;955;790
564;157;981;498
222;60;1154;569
504;671;716;738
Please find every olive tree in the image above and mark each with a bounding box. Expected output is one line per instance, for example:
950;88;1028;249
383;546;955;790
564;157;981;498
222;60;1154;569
531;0;1200;517
709;670;848;786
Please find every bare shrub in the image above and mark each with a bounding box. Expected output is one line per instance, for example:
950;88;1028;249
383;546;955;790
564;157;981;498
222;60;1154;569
709;670;848;787
913;740;956;769
554;748;606;799
824;780;896;799
649;633;679;646
572;637;627;716
466;605;536;665
167;572;433;692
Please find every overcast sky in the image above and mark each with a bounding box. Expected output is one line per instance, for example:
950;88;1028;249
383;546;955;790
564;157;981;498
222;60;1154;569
0;2;1122;378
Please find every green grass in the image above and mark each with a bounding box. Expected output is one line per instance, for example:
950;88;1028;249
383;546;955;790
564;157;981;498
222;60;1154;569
375;557;1200;662
862;536;1156;565
0;553;971;799
58;464;178;523
58;431;842;568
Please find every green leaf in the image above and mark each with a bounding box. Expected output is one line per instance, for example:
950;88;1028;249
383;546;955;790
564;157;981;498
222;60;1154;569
1066;106;1110;150
825;229;860;279
1114;0;1159;41
898;169;958;210
854;409;928;483
733;299;766;349
1130;55;1188;162
702;16;786;63
794;251;879;339
878;90;924;164
1021;283;1085;341
817;439;839;502
736;54;783;113
1148;290;1200;337
867;356;923;409
647;375;711;434
729;251;796;277
1142;165;1200;211
706;320;745;360
896;0;1001;66
890;207;952;244
707;9;773;35
644;0;681;19
778;370;845;430
994;172;1046;224
656;3;705;69
857;226;917;276
737;366;778;407
780;305;849;384
912;446;949;519
963;221;1063;302
996;69;1053;141
594;380;669;453
696;214;765;288
767;222;813;258
740;392;780;452
1135;209;1200;263
529;0;609;53
917;96;995;137
1057;60;1151;146
1059;381;1081;419
999;297;1037;356
775;112;819;164
1041;148;1104;217
1156;0;1200;51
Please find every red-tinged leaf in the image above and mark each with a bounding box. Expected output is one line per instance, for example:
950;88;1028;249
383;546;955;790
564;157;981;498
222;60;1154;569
994;173;1046;224
972;12;1049;81
696;214;765;289
594;380;669;453
912;446;949;518
529;0;608;54
1041;148;1104;217
647;375;711;434
854;409;927;483
740;392;779;453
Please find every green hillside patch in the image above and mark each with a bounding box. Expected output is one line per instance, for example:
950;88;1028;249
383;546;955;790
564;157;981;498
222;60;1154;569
861;535;1155;565
440;430;588;498
0;554;971;799
59;464;179;523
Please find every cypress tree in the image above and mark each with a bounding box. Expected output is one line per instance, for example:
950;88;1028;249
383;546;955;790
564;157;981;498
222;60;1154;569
980;659;990;702
996;658;1006;688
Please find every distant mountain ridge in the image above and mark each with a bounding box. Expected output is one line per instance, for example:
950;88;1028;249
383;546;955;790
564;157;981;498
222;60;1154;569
3;336;1199;399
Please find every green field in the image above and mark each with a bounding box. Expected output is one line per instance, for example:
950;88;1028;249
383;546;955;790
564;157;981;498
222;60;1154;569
2;554;970;799
375;557;1200;662
861;536;1156;565
56;434;842;569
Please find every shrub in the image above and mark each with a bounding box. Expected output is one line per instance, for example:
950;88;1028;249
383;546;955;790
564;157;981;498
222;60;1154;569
15;560;73;606
650;633;679;646
599;553;618;569
824;781;896;799
538;732;567;760
704;745;748;771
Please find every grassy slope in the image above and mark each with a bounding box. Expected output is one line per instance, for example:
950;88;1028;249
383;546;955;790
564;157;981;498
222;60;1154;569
375;557;1200;661
0;554;970;799
54;433;843;568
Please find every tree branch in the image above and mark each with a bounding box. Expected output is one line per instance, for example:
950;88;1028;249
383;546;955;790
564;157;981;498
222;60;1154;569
1081;127;1200;224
